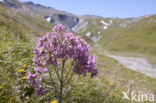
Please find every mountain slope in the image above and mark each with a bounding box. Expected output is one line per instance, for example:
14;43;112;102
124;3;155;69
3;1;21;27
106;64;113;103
0;0;156;103
98;15;156;56
23;1;79;30
0;3;55;52
0;0;156;63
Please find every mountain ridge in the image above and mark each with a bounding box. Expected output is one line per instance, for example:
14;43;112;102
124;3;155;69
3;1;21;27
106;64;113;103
1;0;156;56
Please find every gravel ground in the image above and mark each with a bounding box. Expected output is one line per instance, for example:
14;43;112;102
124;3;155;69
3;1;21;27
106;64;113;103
106;54;156;79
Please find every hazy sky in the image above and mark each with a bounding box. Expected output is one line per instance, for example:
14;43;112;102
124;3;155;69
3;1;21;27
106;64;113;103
19;0;156;18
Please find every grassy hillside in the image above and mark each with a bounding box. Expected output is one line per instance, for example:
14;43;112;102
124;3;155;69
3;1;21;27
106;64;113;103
98;15;156;56
1;43;156;102
0;4;156;103
0;9;34;49
0;4;53;33
0;4;55;49
0;5;54;102
78;15;156;57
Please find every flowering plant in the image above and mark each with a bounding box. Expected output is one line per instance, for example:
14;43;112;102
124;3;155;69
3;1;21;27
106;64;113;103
27;24;98;103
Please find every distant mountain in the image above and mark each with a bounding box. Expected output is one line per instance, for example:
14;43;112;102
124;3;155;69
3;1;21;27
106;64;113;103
0;0;23;8
0;0;79;30
0;0;156;55
98;15;156;55
24;1;79;30
0;1;53;42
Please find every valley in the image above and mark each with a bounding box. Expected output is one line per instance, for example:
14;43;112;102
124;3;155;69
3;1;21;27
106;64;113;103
0;0;156;102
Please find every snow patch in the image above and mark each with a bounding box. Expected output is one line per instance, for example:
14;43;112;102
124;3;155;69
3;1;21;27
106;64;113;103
0;0;4;2
85;32;91;37
91;31;101;42
46;17;51;23
101;20;112;30
104;26;108;30
72;19;88;33
101;20;109;26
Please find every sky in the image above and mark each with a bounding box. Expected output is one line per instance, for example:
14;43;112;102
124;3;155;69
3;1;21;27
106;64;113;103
19;0;156;18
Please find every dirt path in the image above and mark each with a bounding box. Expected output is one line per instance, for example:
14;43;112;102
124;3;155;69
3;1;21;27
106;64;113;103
106;54;156;79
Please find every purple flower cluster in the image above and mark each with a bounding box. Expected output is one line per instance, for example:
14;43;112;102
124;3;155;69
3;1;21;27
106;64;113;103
33;24;97;77
27;24;98;95
27;67;48;95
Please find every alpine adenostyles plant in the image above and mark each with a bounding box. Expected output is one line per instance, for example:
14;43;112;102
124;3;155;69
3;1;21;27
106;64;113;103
27;24;98;103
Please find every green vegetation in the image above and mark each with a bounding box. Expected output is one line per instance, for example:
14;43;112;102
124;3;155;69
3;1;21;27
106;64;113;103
79;15;156;56
0;4;156;103
98;15;156;56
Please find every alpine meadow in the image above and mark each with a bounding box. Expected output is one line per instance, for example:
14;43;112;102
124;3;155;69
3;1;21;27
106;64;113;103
0;0;156;103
